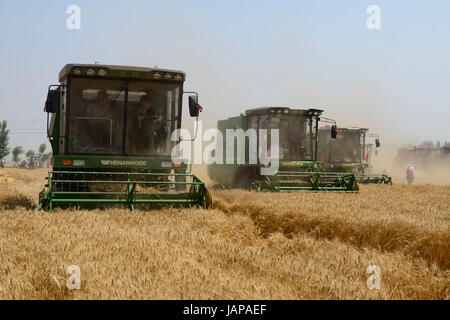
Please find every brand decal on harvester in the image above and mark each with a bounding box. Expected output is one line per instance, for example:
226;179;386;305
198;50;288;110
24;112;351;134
101;160;147;166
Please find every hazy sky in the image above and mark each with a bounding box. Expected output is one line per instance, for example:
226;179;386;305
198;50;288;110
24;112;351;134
0;0;449;157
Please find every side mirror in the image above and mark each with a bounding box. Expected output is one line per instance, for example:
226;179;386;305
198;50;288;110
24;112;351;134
188;95;200;117
45;90;60;113
375;138;380;148
331;125;337;139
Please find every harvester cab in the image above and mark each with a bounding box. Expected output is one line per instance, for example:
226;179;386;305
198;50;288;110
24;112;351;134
318;127;369;173
318;127;391;184
39;64;212;211
364;133;381;164
207;107;359;192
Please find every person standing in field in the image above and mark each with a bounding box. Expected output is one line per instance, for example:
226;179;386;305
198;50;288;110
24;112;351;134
406;164;415;184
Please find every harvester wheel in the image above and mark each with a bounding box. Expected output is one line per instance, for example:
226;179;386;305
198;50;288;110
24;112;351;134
38;188;49;212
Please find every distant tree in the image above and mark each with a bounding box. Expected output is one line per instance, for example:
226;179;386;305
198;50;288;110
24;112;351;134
436;141;441;148
26;150;35;161
420;141;434;147
12;146;24;164
38;143;47;157
0;120;10;161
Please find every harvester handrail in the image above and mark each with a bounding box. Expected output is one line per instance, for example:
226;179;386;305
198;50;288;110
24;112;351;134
50;179;204;185
49;171;198;177
275;172;357;179
276;172;355;176
40;170;211;211
51;199;197;204
51;191;195;195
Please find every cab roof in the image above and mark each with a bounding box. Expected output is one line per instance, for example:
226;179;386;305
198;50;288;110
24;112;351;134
320;126;368;133
245;107;323;117
58;63;186;82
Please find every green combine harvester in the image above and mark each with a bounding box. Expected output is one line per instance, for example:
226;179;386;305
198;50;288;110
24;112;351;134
207;107;359;192
317;127;392;184
39;63;212;211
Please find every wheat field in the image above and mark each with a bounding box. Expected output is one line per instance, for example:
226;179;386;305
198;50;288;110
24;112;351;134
0;167;448;299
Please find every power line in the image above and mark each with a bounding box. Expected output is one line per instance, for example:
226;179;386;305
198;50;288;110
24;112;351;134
9;133;46;135
10;129;45;131
9;129;46;134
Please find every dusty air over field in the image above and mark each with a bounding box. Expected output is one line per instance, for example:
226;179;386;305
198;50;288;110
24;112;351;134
0;0;448;305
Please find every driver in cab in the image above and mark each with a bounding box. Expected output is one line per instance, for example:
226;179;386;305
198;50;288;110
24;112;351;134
84;90;113;148
130;95;159;153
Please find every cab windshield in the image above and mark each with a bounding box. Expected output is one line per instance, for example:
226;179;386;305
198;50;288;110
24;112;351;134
68;78;181;156
318;130;362;163
249;114;314;160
